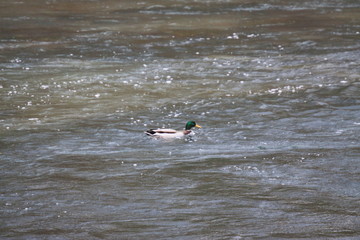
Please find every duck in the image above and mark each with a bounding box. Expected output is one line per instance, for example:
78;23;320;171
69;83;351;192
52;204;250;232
145;121;202;139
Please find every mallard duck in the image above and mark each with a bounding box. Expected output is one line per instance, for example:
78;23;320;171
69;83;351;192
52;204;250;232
145;121;202;139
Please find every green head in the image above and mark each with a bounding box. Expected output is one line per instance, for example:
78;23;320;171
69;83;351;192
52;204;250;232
185;121;202;130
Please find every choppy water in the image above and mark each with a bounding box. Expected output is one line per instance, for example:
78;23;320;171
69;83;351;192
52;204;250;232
1;0;360;239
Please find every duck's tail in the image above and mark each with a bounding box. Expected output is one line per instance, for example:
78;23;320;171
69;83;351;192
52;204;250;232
145;129;156;136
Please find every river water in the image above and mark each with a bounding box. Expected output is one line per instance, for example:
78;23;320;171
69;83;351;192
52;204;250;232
1;0;359;239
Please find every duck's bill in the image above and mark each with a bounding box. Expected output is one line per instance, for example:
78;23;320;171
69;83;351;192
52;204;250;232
195;124;202;128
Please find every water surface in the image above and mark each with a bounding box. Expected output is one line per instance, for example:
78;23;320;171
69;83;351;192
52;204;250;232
1;0;359;239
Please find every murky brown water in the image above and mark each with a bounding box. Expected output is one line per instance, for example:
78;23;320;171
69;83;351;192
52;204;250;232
1;0;360;239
